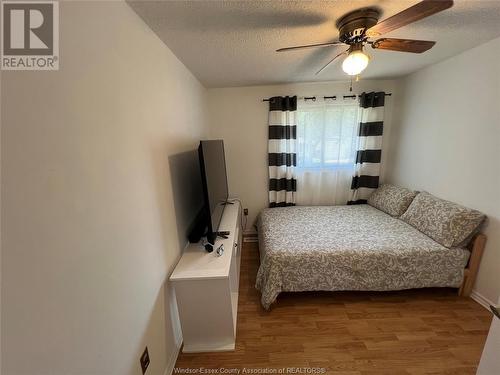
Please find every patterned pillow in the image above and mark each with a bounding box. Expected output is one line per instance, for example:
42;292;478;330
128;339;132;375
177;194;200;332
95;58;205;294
367;184;418;217
400;192;486;248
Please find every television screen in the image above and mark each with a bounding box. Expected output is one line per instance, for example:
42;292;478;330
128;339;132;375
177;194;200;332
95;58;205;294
199;140;229;244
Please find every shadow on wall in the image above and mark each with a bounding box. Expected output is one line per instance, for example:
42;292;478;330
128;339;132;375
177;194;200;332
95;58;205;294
168;149;204;251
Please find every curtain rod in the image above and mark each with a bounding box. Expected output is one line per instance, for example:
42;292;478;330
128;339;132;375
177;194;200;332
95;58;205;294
262;93;392;102
342;93;392;99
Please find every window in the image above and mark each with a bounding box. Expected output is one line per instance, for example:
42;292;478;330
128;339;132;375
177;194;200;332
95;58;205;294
297;101;359;170
295;100;359;206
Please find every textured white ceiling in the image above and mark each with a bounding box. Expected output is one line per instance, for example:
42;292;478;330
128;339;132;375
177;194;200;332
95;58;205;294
128;0;500;88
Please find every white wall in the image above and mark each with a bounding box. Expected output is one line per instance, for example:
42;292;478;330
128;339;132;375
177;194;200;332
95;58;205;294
208;80;398;229
1;1;208;374
386;37;500;304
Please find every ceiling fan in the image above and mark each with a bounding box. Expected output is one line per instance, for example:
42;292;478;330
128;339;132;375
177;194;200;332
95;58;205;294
277;0;454;76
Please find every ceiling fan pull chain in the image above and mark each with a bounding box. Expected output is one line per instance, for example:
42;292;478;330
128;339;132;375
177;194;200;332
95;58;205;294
349;77;353;92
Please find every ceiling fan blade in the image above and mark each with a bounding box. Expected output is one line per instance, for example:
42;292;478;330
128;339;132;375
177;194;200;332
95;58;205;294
316;50;349;75
366;0;453;36
276;41;345;52
371;38;436;53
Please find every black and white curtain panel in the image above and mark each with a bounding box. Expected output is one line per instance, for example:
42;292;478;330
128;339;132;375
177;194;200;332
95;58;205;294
348;92;385;204
268;96;297;207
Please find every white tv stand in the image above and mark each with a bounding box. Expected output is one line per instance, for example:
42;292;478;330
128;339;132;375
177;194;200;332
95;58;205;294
169;202;242;353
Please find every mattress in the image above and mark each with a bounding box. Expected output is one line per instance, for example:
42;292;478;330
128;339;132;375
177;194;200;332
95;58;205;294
256;205;470;309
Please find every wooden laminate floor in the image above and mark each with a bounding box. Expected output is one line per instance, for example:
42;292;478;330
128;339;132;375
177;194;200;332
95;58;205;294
174;242;492;374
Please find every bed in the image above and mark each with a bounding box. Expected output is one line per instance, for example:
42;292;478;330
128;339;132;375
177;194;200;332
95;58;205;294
256;187;486;310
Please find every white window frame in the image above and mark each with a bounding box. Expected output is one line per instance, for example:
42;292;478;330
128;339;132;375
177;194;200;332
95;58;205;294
296;99;359;171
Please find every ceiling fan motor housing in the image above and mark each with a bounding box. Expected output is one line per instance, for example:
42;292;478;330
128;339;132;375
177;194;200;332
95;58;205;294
336;8;380;44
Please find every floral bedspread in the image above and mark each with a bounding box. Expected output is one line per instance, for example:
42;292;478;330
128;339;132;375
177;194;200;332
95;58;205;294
256;205;469;309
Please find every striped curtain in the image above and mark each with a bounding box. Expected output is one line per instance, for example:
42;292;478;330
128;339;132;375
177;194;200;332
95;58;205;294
348;92;385;204
268;96;297;207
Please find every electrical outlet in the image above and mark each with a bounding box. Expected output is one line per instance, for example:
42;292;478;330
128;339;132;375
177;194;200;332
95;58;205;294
140;347;150;374
243;208;249;216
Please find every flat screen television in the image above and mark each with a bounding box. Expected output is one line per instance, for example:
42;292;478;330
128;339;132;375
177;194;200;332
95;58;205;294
190;140;229;251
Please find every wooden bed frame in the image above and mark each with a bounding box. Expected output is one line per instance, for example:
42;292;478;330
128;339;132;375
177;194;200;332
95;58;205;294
458;233;487;297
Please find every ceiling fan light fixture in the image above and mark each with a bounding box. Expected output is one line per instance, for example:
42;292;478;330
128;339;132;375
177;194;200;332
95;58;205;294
342;46;370;76
276;1;452;76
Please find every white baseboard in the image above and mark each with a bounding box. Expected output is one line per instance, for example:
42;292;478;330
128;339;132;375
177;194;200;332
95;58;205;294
470;290;494;311
163;341;182;375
